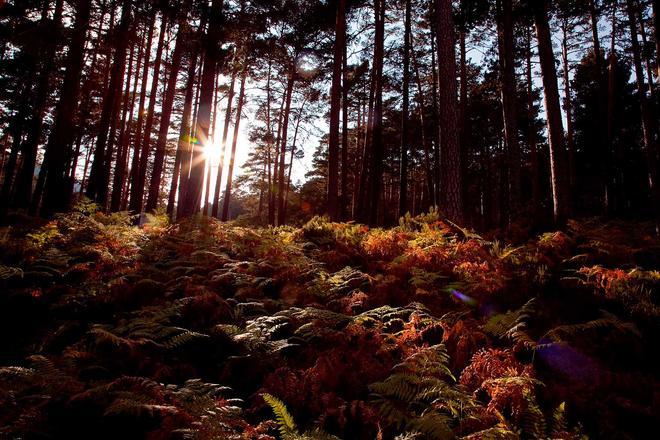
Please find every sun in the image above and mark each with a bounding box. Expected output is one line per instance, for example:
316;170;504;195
203;139;222;167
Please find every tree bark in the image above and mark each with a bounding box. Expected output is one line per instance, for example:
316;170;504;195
534;0;570;225
276;66;296;226
129;14;167;213
327;0;346;221
561;19;576;195
146;16;189;212
212;58;238;217
39;0;90;216
221;67;247;221
626;0;660;228
179;0;224;218
86;0;132;206
368;0;385;226
496;0;521;222
434;0;463;224
398;0;411;218
14;0;64;211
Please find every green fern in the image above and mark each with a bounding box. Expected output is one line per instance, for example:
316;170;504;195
263;393;297;438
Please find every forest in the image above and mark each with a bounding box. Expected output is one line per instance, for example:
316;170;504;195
0;0;659;438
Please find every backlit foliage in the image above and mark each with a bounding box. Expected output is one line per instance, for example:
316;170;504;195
0;206;657;438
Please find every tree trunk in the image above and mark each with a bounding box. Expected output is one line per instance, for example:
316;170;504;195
412;38;434;209
652;0;659;80
327;0;345;221
276;66;296;226
368;0;385;226
129;14;167;213
179;0;224;218
146;17;188;212
534;0;570;225
111;22;145;212
434;0;463;224
168;52;198;217
626;0;660;229
525;27;541;216
430;28;441;207
125;13;156;210
212;59;238;217
561;19;576;195
398;0;411;218
42;0;90;215
496;0;521;222
340;40;349;221
221;67;247;221
14;0;64;211
86;0;131;206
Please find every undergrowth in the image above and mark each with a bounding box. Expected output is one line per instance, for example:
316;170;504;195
0;206;658;439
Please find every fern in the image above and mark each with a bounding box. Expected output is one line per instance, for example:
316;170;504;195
263;393;297;438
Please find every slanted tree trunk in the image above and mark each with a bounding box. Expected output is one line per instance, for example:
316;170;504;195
398;0;411;218
534;0;570;225
496;0;521;222
146;15;189;212
434;0;463;224
129;14;167;213
221;66;247;222
327;0;345;221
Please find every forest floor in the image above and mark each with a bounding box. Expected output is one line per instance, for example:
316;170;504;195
1;203;659;439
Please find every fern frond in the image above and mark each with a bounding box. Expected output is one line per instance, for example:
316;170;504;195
263;393;298;437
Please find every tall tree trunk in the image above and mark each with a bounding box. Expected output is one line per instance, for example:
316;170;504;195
276;65;296;226
561;19;576;196
14;0;64;210
534;0;570;225
87;0;132;205
626;0;660;229
212;59;238;217
398;0;411;218
430;29;441;207
459;29;468;215
652;0;659;80
412;39;434;208
179;0;224;218
169;52;198;217
42;0;90;215
525;27;541;216
368;0;385;225
221;67;247;221
607;1;622;213
327;0;345;220
356;54;375;222
146;16;189;212
111;22;145;211
434;0;463;223
496;0;522;223
125;13;156;210
129;14;167;213
340;40;349;220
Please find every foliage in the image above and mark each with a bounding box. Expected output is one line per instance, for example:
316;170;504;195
0;211;657;438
